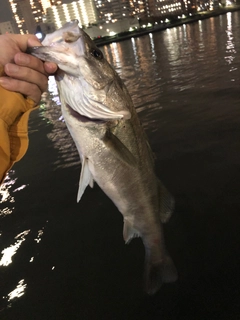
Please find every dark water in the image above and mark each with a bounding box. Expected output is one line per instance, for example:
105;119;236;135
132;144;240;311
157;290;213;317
1;12;240;320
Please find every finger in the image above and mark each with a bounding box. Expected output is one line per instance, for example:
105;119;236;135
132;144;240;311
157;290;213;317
15;51;58;76
44;61;58;75
27;37;43;48
0;76;42;106
14;52;46;75
0;34;42;66
14;34;41;52
4;63;48;94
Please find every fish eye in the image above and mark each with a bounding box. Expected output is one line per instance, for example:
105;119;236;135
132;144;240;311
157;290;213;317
91;48;103;60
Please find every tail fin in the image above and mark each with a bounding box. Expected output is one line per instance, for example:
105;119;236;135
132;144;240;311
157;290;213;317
144;253;178;295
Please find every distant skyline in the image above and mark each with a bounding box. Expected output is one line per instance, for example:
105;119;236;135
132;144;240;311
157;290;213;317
0;0;74;24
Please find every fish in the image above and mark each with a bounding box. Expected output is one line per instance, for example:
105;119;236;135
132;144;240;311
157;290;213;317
29;20;178;295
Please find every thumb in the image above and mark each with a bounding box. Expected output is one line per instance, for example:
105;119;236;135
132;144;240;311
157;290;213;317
14;34;41;52
27;37;43;48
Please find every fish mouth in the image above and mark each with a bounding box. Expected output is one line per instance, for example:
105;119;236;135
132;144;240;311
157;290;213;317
27;46;71;69
27;46;61;65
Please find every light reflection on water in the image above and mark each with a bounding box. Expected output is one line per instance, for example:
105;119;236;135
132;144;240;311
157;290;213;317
24;87;77;181
34;228;45;244
3;279;27;303
0;230;30;267
0;224;47;305
0;169;48;306
0;172;17;218
0;171;29;218
36;76;80;170
0;173;16;203
225;12;237;79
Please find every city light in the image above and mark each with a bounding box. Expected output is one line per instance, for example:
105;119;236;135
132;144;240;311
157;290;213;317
46;0;97;29
7;0;227;36
35;32;43;39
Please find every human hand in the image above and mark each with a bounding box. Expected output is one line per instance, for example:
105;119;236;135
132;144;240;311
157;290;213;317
0;34;57;105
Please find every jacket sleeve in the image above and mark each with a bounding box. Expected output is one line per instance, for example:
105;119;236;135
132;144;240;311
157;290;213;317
0;85;37;184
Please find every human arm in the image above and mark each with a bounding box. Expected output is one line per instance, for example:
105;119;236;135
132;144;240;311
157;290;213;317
0;34;57;184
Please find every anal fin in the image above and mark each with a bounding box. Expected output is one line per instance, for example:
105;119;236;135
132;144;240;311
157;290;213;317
123;219;140;244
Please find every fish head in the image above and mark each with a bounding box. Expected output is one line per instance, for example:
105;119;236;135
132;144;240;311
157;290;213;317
30;20;116;89
29;20;131;121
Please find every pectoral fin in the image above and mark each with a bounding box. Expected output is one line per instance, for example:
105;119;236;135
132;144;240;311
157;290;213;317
103;130;137;167
77;157;94;202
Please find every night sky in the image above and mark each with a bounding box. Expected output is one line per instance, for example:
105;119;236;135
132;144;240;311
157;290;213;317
0;0;13;22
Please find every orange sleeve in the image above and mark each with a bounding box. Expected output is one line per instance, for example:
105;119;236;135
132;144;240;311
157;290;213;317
0;85;37;184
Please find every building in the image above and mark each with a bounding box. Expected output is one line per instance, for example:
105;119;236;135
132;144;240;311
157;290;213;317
131;0;183;21
0;21;17;34
129;0;148;19
40;0;63;13
94;0;133;23
94;0;185;24
182;0;197;14
86;17;139;38
8;0;63;34
40;0;53;13
9;0;37;33
150;0;183;18
8;0;197;35
45;0;98;29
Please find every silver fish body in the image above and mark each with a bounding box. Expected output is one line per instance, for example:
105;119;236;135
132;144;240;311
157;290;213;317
30;20;177;294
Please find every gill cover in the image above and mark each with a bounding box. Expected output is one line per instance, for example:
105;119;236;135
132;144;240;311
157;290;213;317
30;20;131;121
